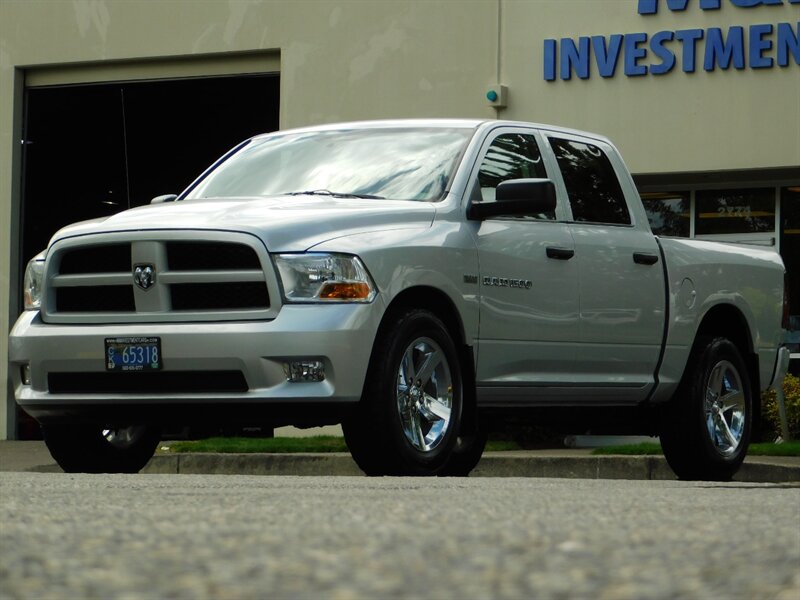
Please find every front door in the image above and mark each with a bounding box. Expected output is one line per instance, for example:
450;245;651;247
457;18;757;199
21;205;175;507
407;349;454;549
470;129;579;394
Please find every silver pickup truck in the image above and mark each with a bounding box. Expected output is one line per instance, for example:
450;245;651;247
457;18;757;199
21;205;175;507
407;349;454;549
10;119;789;480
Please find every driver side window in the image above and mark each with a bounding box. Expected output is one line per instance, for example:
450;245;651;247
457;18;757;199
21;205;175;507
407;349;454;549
472;133;554;220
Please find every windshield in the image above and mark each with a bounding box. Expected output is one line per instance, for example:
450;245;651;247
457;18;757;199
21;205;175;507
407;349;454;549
184;127;474;202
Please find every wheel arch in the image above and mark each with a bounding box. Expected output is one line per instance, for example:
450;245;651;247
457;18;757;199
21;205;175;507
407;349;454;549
382;286;467;344
696;303;758;382
693;303;761;422
374;286;478;433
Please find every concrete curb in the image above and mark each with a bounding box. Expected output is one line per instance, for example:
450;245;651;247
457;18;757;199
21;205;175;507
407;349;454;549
140;452;800;483
5;441;797;482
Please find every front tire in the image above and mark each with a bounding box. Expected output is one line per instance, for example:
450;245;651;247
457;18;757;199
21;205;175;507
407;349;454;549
660;337;752;481
438;423;488;477
43;424;161;473
344;309;464;476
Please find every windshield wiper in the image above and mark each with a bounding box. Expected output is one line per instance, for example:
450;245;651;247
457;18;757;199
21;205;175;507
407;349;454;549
285;189;385;199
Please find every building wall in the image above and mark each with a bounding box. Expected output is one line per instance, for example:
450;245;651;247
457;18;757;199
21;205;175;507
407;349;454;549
501;0;800;173
1;0;798;438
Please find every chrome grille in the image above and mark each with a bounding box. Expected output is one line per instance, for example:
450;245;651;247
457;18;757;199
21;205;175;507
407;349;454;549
44;232;275;323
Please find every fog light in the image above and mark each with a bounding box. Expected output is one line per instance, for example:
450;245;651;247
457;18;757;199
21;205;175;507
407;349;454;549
284;360;325;382
21;364;31;386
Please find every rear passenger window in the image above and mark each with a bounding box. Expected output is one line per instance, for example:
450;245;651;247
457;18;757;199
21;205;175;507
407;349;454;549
549;137;631;225
473;133;554;220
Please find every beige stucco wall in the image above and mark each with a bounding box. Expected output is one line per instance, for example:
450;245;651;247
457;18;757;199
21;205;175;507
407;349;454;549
0;0;798;438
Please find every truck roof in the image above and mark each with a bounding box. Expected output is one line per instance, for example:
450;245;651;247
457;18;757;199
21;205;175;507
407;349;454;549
253;119;613;145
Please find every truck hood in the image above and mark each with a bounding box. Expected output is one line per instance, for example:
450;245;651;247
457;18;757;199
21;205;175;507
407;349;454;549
49;196;437;252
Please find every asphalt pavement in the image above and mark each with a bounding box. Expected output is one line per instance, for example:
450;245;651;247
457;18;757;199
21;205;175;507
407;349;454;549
2;473;798;599
1;440;799;482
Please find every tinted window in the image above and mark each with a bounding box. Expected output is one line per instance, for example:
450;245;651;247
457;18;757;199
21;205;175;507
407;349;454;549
474;133;553;219
641;192;690;237
550;138;631;225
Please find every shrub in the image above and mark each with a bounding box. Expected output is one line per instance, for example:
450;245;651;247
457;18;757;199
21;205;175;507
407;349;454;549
761;373;800;440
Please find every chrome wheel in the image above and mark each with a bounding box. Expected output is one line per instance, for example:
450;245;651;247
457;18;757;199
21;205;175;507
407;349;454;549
704;359;746;457
396;337;453;452
661;337;752;481
344;309;464;476
102;426;148;450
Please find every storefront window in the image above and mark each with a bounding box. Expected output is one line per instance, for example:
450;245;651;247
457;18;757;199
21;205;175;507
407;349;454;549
640;192;690;237
781;186;800;352
695;188;775;235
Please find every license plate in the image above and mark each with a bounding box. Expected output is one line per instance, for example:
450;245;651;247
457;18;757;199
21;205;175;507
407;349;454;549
105;337;162;371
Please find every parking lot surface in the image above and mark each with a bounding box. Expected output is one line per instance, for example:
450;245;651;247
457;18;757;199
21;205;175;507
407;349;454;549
1;473;798;599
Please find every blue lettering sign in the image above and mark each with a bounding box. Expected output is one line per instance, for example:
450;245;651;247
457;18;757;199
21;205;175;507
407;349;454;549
639;0;796;13
675;28;705;71
704;26;746;69
625;33;650;75
750;23;775;67
560;37;591;80
543;1;799;81
730;0;788;6
650;31;678;74
777;21;800;65
639;0;720;14
544;39;557;80
592;34;624;77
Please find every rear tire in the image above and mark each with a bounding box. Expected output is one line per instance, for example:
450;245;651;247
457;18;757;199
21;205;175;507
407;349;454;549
660;337;752;481
344;309;464;476
43;424;161;473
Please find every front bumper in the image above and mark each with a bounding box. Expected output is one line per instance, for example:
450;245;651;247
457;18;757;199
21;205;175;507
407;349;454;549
10;302;382;423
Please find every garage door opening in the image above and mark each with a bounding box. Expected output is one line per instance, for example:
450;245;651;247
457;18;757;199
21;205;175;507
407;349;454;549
17;73;279;438
22;73;279;266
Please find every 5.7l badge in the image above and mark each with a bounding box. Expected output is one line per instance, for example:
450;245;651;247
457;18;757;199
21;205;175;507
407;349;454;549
482;276;532;290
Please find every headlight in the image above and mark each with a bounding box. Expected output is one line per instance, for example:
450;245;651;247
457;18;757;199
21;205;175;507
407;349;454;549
23;251;46;310
274;253;377;303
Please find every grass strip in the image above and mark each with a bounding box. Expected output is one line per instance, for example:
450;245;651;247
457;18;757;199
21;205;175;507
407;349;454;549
162;436;524;454
749;441;800;456
592;440;800;457
163;436;348;454
591;442;663;456
161;436;800;456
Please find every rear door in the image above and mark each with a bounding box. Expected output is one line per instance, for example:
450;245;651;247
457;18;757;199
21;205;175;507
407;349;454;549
544;133;665;399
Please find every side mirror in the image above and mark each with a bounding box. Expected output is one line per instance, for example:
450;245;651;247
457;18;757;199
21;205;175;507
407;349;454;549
151;194;178;204
467;178;557;220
